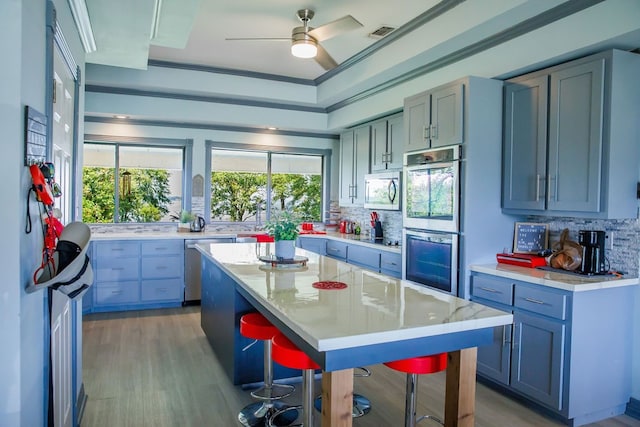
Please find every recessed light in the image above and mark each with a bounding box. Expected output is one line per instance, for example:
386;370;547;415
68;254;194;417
267;126;278;131
114;115;129;119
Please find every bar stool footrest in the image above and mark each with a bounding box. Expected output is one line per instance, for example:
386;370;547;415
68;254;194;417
239;401;298;427
251;383;295;401
267;405;303;427
416;414;444;425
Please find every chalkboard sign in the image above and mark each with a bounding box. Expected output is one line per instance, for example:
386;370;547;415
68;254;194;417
513;222;549;254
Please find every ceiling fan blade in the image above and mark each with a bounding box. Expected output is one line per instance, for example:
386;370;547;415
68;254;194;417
308;15;362;42
315;44;338;70
225;37;290;41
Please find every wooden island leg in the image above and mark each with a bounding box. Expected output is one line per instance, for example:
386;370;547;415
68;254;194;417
321;368;354;427
444;347;478;427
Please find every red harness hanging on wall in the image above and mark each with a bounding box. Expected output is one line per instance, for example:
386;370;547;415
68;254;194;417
28;163;63;282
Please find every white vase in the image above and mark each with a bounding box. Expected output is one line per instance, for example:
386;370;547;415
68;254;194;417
275;240;296;260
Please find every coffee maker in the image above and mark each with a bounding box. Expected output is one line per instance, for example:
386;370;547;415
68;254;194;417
578;230;607;275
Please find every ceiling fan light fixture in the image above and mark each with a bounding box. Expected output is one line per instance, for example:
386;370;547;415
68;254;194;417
291;39;317;58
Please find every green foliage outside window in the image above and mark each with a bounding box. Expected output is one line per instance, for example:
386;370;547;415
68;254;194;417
82;167;171;223
210;172;321;222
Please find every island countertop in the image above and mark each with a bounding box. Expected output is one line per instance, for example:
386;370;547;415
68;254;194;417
197;242;512;353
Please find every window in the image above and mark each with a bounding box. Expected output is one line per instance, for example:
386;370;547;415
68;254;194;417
208;146;325;224
82;140;189;223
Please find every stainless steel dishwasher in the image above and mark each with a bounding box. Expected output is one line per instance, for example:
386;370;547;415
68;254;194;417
184;237;234;304
183;236;258;305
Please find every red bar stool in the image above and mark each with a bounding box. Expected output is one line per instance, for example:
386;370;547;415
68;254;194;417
384;353;448;427
267;332;320;427
238;312;295;427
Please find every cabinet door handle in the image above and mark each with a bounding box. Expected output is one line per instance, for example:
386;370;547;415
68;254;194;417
503;324;512;345
535;174;541;202
479;286;501;294
351;184;357;199
547;175;557;201
423;126;430;140
524;296;546;305
156;266;168;270
111;267;124;271
155;247;168;251
111;290;123;295
111;248;124;252
430;124;438;139
157;288;167;293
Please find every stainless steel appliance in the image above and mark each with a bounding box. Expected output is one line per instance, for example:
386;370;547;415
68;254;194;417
190;215;205;232
578;230;607;275
363;171;401;210
184;237;234;304
403;146;461;232
402;228;458;296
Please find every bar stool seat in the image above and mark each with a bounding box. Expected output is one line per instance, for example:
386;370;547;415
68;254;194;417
384;353;447;427
238;313;295;427
268;333;320;427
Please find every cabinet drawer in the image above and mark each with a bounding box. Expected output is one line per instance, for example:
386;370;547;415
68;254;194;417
141;239;182;256
347;246;381;270
141;256;182;279
96;257;139;281
514;285;567;320
380;252;402;276
95;241;139;258
471;274;514;305
141;279;183;302
95;281;139;305
326;240;348;260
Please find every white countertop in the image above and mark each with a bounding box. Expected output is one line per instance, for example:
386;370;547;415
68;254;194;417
470;263;639;292
198;242;512;352
301;231;402;254
90;231;243;240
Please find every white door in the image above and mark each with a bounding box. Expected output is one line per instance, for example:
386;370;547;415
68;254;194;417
51;292;72;427
50;40;76;427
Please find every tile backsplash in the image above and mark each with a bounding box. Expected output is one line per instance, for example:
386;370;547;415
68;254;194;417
527;216;639;276
339;206;402;244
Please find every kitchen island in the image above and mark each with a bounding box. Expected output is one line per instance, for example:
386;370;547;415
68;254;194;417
198;242;512;427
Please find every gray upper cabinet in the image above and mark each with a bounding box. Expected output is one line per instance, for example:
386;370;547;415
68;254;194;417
371;113;404;171
339;125;371;206
403;82;463;152
502;49;640;219
502;75;548;211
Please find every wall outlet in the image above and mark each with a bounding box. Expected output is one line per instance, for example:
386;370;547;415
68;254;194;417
607;231;614;250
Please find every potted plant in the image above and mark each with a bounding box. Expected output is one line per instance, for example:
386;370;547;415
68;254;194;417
263;210;300;259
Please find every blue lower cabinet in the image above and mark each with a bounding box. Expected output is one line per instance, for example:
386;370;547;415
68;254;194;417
346;245;380;271
380;252;402;278
325;240;348;261
470;271;635;426
89;239;184;313
296;236;326;255
511;311;565;410
201;258;299;385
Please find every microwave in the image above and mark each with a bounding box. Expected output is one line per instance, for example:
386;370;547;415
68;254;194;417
363;172;401;210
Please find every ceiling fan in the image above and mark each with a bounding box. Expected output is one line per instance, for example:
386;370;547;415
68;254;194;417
225;9;363;70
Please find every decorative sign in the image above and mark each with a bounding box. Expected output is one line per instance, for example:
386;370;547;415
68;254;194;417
513;222;549;254
24;106;48;165
192;174;204;197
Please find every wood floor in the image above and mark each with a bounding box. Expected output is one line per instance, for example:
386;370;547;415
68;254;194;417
81;307;640;427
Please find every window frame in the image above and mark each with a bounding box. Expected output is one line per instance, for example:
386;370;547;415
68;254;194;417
205;141;331;225
83;135;193;223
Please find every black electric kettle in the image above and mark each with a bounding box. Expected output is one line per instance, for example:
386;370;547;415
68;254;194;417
190;215;205;232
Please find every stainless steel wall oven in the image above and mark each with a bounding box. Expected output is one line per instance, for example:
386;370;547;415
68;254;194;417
402;229;459;296
403;146;461;232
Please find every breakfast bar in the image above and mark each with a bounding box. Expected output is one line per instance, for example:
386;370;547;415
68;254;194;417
198;242;513;427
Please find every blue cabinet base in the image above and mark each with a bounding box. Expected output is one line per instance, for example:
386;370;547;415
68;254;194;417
201;257;299;385
478;375;628;427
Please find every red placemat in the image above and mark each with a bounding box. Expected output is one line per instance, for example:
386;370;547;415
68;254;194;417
312;281;347;290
